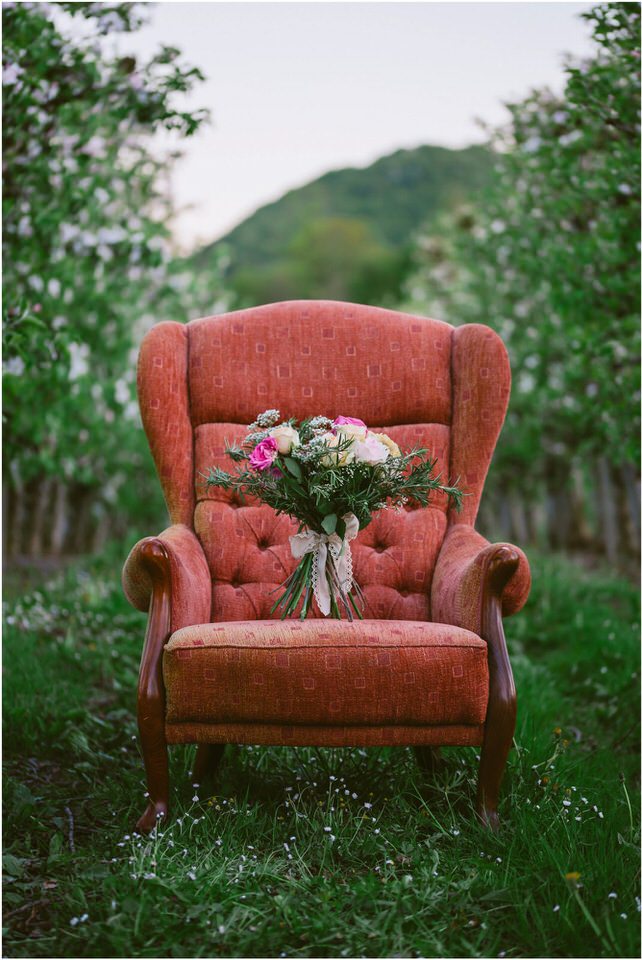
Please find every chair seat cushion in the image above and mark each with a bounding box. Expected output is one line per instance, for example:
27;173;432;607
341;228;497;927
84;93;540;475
163;619;488;727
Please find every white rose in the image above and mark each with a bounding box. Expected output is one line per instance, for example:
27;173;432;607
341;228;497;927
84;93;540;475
335;422;367;442
372;432;402;458
269;424;300;454
353;435;390;466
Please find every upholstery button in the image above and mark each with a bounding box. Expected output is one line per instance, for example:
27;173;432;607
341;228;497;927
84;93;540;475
257;539;269;550
374;543;387;553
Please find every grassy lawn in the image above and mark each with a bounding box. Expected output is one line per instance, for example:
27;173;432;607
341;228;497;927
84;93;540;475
2;547;640;959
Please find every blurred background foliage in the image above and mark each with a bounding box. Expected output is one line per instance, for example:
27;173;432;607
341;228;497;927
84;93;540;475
2;1;640;569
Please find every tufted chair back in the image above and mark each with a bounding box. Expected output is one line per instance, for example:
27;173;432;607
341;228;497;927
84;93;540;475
137;301;510;623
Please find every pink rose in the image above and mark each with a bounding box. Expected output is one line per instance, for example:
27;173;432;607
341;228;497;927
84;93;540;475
249;436;279;471
333;416;367;428
333;415;368;442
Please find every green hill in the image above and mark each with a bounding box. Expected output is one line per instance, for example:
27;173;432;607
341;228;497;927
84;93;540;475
193;144;494;307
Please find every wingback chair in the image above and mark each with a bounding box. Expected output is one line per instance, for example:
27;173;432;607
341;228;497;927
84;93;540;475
122;300;531;834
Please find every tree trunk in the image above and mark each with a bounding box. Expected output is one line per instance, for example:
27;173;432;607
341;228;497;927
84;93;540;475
28;477;51;557
568;464;594;551
596;457;619;563
621;462;640;555
50;481;69;557
614;463;640;558
507;491;529;546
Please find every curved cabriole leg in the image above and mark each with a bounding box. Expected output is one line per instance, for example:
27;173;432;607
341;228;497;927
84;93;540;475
192;744;225;790
137;728;170;833
414;746;442;777
476;547;519;832
135;539;172;834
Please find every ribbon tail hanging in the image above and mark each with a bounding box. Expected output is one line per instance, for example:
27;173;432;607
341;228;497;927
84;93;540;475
312;540;331;615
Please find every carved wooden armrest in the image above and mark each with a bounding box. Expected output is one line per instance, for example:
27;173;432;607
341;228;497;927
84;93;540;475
122;523;211;631
431;524;531;635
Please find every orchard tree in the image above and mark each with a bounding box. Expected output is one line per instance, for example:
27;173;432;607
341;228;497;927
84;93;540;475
404;2;640;495
3;2;227;547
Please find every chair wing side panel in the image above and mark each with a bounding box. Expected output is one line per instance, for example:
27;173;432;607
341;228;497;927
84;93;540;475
449;324;511;526
137;322;194;526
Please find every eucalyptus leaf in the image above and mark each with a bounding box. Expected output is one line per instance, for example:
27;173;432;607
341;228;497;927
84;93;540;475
284;457;303;480
321;513;337;535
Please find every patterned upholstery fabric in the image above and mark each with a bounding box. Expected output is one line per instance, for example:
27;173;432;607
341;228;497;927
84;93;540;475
134;301;529;624
163;620;488;726
450;324;513;526
186;303;452;425
165;722;484;748
137;323;194;526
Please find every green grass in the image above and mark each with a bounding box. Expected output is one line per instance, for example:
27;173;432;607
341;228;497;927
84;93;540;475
3;547;640;958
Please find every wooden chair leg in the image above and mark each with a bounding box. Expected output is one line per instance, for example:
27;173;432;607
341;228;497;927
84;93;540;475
475;547;519;832
192;743;225;788
476;710;514;833
136;725;170;833
414;746;442;777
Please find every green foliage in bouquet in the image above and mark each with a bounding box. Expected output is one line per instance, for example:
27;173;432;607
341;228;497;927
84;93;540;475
206;411;462;620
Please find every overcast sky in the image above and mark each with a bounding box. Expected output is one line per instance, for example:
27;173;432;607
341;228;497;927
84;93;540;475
120;1;595;251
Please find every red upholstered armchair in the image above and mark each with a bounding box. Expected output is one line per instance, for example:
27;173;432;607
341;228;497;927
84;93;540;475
123;301;531;833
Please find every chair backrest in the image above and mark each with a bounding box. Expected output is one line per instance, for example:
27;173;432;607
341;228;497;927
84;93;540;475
137;300;510;622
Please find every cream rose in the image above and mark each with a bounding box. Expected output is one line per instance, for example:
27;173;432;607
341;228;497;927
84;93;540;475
372;432;401;458
353;434;390;466
269;424;300;454
320;432;354;467
333;417;368;442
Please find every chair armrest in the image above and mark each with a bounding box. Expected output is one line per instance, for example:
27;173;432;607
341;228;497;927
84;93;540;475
431;524;531;634
122;523;211;632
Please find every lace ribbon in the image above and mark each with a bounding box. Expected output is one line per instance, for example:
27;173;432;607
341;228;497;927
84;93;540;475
289;513;360;616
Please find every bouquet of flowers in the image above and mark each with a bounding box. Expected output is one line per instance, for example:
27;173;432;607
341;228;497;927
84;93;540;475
205;410;462;620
